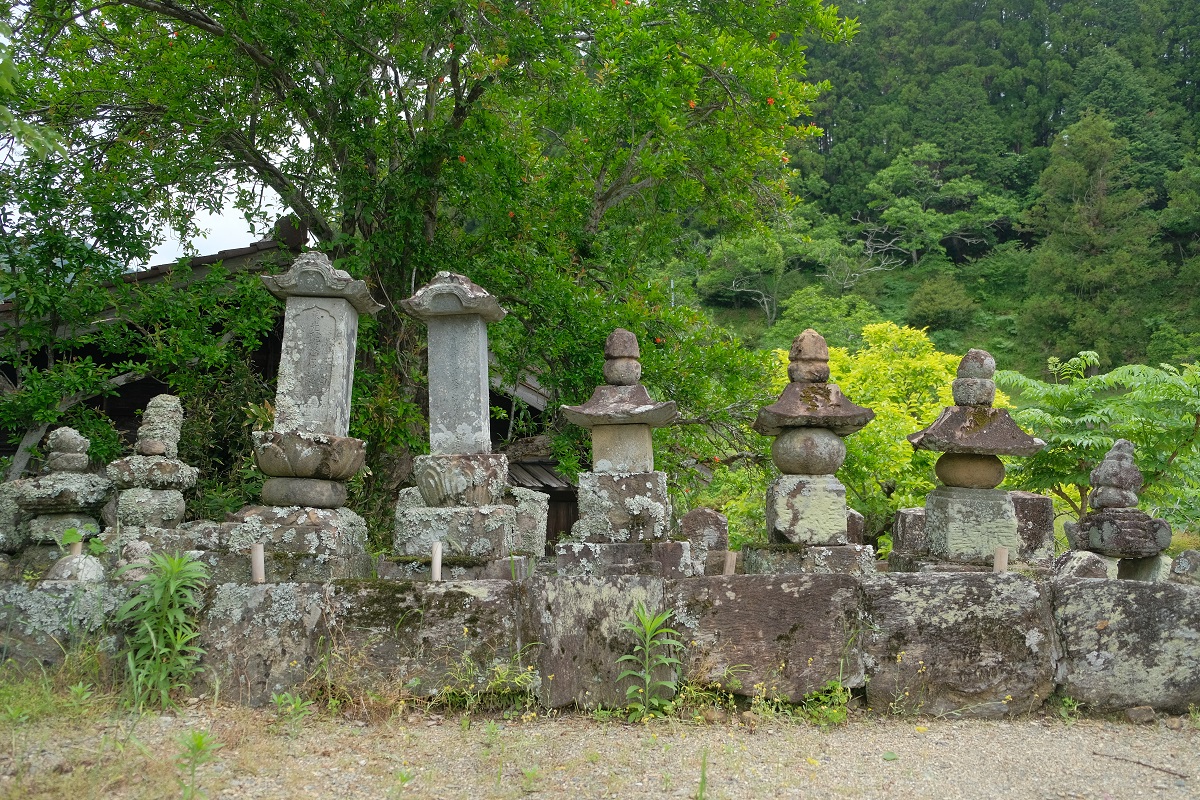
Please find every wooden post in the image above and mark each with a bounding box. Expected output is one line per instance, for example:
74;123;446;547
722;551;737;576
993;546;1009;574
69;541;82;557
251;543;266;583
431;541;443;582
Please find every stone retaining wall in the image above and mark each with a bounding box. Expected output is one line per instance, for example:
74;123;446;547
2;573;1197;716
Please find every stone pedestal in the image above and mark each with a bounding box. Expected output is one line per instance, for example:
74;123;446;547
571;471;671;543
925;487;1020;565
555;540;696;579
766;474;849;546
680;507;731;576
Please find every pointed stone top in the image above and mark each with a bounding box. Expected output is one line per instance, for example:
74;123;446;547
1088;439;1143;509
788;329;831;383
401;271;506;323
908;406;1044;456
957;349;996;379
753;328;872;436
562;329;675;428
606;328;640;359
261;252;384;315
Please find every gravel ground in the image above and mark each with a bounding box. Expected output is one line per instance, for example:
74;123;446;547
2;706;1197;799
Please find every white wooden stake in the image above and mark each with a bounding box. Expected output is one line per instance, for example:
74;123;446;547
431;541;443;582
993;546;1009;574
251;543;266;583
69;541;82;557
722;551;738;576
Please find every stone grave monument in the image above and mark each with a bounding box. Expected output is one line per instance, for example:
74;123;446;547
1059;440;1173;581
743;329;876;575
556;329;692;577
219;252;380;581
390;272;547;580
895;349;1045;569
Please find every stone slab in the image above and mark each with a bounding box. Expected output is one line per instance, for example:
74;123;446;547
107;455;198;491
571;471;671;543
393;502;517;559
522;576;667;709
1170;549;1200;586
890;508;928;559
555;540;697;578
802;545;877;576
194;550;373;583
1053;579;1200;713
274;294;359;437
0;580;130;665
426;314;492;454
861;573;1057;718
766;474;849;546
1056;550;1120;579
742;545;806;575
117;488;185;528
925;487;1020;565
1010;491;1056;565
26;513;100;546
509;487;549;556
413;453;509;507
667;574;866;703
1117;554;1174;583
377;555;537;582
223;506;368;558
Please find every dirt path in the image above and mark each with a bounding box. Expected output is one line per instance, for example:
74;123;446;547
2;704;1196;799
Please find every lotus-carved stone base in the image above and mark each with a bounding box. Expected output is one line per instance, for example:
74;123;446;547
252;430;365;480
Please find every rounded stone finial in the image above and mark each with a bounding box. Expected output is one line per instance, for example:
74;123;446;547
603;329;642;386
47;427;88;455
788;329;831;383
957;349;996;379
1089;439;1143;509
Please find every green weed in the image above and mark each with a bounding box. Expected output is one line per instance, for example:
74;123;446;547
176;729;223;800
617;602;682;722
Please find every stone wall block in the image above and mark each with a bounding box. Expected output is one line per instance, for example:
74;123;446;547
393;505;517;559
925;487;1020;564
861;573;1057;718
1053;579;1200;713
571;471;670;543
523;576;667;709
667;574;867;703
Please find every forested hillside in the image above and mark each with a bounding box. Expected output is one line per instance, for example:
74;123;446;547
687;0;1200;372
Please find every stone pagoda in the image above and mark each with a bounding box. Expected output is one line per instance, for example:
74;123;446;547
11;427;112;551
904;349;1044;567
391;273;547;580
1060;440;1173;581
221;253;381;581
557;329;691;577
745;329;876;575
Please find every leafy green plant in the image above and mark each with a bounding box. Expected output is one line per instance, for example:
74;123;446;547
114;553;209;710
1049;694;1083;725
176;730;223;800
617;602;682;722
270;691;315;738
695;748;709;800
435;644;541;715
797;679;852;727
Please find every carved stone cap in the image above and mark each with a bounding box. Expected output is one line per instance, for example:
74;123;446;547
752;383;874;437
908;405;1044;456
401;271;506;322
261;253;384;315
561;384;678;429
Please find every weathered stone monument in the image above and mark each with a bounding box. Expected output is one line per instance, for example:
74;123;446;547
1060;440;1173;581
220;253;380;580
557;329;689;576
11;427;111;551
899;349;1045;568
391;273;547;578
103;395;201;550
744;329;876;575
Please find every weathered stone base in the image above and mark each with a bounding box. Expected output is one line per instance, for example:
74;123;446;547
5;568;1200;715
1054;578;1200;713
925;487;1019;564
509;486;549;556
862;573;1056;718
413;453;509;507
376;554;537;582
669;574;866;703
891;507;927;556
571;471;671;543
554;540;698;578
193;550;373;583
766;474;848;546
744;543;876;576
223;505;368;559
117;487;185;527
27;513;101;546
1116;554;1173;583
1010;491;1056;565
1055;550;1120;579
393;492;517;558
1066;508;1172;558
886;553;992;573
